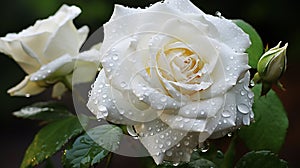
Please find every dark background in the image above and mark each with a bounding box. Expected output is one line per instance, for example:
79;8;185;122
0;0;299;167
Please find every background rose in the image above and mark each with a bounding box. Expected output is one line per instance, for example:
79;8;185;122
0;4;99;98
87;0;254;164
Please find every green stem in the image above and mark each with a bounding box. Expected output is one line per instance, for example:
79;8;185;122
105;152;113;168
221;134;237;168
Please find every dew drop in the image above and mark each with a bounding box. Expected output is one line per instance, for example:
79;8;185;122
98;105;107;113
200;141;210;153
159;144;164;149
243;116;250;125
227;132;232;137
217;150;224;159
184;141;190;146
172;163;180;166
25;93;30;98
200;111;205;116
102;94;108;98
250;112;254;119
166;141;172;146
160;96;167;102
185;110;190;115
166;151;173;156
221;110;231;118
172;116;181;123
215;11;222;18
247;91;254;99
127;125;138;137
237;104;250;114
240;90;246;96
112;54;119;60
250;80;255;87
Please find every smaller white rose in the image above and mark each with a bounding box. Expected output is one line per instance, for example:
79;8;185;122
0;4;99;98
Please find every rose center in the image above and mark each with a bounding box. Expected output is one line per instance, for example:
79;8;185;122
157;45;205;85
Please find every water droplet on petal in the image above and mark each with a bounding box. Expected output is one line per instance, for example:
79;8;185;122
166;151;173;156
222;110;231;118
184;141;189;146
243;116;250;125
112;54;119;60
160;96;167;102
175;116;183;121
237;104;250;114
25;94;30;98
240;90;246;96
247;91;254;99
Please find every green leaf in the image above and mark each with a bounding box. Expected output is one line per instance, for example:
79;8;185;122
63;126;114;168
13;101;73;121
239;85;288;152
21;116;88;168
186;159;217;168
191;146;224;166
234;19;264;68
236;151;288;168
88;124;123;152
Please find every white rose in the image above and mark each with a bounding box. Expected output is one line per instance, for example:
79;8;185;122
0;4;99;98
87;0;254;164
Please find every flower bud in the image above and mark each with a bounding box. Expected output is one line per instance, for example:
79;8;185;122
253;42;288;95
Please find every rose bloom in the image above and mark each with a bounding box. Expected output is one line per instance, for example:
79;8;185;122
88;0;254;164
0;5;99;98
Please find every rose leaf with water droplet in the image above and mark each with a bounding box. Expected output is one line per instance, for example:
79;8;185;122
238;84;288;153
86;124;123;152
190;144;224;167
62;126;116;168
21;115;88;168
13;101;73;122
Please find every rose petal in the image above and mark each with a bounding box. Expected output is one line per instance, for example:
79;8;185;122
7;75;46;96
205;15;251;53
160;96;223;133
0;32;51;73
52;82;68;99
164;0;205;15
31;47;100;82
210;72;254;138
134;119;198;164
